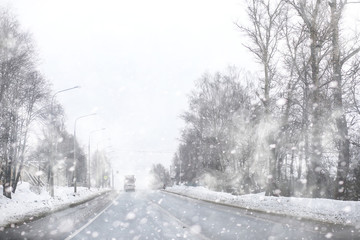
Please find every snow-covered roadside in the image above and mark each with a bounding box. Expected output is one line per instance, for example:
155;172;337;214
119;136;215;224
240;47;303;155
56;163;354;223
0;182;110;228
165;185;360;228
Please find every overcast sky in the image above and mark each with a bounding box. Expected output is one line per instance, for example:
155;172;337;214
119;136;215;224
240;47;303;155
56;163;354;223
2;0;359;188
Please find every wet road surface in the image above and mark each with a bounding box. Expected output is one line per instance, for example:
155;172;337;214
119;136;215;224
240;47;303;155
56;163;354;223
1;190;359;240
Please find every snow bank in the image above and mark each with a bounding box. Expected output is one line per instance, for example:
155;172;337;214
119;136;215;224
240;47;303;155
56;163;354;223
166;185;360;227
0;182;110;227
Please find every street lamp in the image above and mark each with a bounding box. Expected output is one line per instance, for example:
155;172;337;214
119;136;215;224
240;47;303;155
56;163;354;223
95;143;112;188
88;128;106;189
50;86;80;197
73;113;97;193
105;150;117;190
104;148;116;189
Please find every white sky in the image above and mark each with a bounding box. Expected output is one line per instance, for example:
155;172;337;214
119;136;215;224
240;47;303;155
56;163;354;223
2;0;359;188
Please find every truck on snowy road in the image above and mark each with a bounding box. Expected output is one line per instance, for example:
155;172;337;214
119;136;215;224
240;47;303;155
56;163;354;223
124;175;136;192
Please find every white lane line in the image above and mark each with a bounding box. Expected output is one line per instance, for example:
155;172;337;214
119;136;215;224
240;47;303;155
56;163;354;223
150;200;211;240
64;197;118;240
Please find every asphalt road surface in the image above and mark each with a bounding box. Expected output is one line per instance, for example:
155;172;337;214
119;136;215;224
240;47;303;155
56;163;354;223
1;190;359;240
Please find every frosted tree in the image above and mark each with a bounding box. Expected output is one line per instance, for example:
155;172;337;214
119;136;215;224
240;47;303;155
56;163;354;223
149;163;170;189
0;9;50;198
176;68;259;192
238;0;286;196
328;0;360;199
286;0;334;197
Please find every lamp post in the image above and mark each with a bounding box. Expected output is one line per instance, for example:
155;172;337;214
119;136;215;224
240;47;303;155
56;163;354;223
88;128;106;189
73;113;96;193
104;148;115;189
50;86;80;197
95;143;112;188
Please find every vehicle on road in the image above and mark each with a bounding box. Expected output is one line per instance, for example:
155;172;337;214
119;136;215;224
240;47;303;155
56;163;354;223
124;175;136;192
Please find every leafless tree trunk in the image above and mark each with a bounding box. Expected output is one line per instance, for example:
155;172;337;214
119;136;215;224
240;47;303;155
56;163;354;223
288;0;331;197
237;0;285;196
330;0;349;199
329;0;360;199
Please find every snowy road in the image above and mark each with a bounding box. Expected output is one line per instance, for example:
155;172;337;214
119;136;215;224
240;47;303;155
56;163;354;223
0;191;117;240
68;190;360;240
1;190;359;240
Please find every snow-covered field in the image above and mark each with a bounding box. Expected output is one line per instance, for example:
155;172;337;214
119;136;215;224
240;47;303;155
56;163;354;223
0;182;110;228
166;185;360;228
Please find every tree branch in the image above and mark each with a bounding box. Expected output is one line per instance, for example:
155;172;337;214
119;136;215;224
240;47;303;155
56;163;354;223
341;46;360;66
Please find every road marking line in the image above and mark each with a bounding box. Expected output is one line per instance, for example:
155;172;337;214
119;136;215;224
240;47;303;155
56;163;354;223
150;200;211;240
64;196;118;240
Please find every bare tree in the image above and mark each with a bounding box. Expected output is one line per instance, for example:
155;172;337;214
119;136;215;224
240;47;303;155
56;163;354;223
12;72;50;193
328;0;360;199
149;163;171;189
0;8;51;197
237;0;286;196
287;0;333;197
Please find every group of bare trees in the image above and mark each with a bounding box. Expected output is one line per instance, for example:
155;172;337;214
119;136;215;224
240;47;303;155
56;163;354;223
173;0;360;200
0;9;49;198
0;9;88;198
